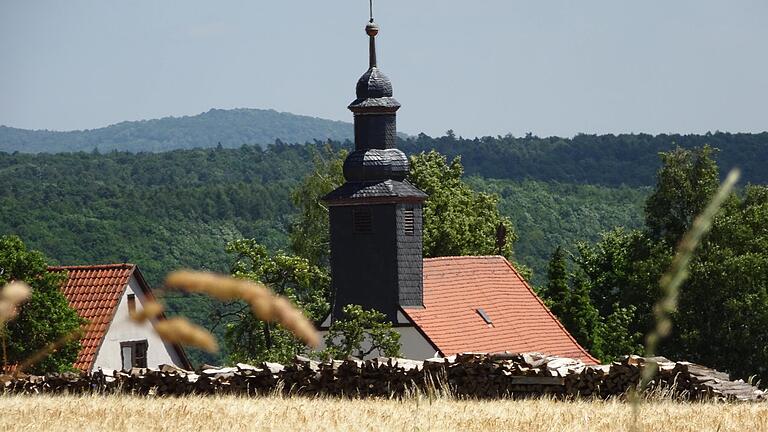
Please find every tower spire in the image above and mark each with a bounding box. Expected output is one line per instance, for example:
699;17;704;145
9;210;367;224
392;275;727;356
322;9;427;325
366;17;379;69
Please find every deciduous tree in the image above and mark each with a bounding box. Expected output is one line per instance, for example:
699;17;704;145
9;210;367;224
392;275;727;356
322;305;400;359
0;235;84;373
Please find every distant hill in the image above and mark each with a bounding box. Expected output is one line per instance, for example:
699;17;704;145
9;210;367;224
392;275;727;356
0;108;354;153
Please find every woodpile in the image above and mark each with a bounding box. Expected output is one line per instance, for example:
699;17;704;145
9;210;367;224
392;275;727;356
1;353;765;401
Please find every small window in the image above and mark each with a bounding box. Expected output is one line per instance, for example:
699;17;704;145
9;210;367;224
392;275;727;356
121;340;148;370
353;208;373;233
403;208;415;235
476;308;493;325
127;294;136;316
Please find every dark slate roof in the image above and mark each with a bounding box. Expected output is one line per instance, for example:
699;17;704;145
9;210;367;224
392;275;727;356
343;148;409;182
349;67;401;112
355;67;393;99
323;179;427;203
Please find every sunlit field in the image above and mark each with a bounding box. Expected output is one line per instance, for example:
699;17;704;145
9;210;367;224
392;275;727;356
0;394;766;432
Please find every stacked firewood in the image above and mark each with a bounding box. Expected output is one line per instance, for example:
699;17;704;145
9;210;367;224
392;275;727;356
1;353;765;401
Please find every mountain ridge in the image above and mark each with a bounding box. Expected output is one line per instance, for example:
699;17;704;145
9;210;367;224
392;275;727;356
0;108;354;153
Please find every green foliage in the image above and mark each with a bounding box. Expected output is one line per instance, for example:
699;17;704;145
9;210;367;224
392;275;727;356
561;147;768;381
409;151;517;260
597;304;643;362
0;235;84;373
289;145;347;268
400;131;768;186
471;179;647;285
544;247;569;311
542;247;640;362
645;146;720;246
322;305;400;359
221;239;330;364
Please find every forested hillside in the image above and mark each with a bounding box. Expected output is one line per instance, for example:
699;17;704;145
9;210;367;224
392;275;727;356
401;131;768;186
3;107;766;189
0;141;649;285
0;109;353;153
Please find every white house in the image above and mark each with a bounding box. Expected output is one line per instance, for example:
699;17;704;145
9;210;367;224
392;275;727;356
50;263;190;372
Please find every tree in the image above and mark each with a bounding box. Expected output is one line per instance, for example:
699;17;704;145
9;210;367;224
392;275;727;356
564;147;768;381
560;273;603;356
289;144;346;269
668;184;768;380
645;146;720;246
597;304;643;362
322;305;400;359
0;235;84;373
219;239;330;364
409;151;517;259
544;246;569;313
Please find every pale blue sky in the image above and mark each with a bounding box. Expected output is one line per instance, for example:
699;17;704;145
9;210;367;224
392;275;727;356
1;0;766;138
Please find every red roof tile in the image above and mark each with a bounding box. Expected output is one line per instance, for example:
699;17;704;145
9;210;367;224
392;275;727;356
402;256;599;365
48;264;135;371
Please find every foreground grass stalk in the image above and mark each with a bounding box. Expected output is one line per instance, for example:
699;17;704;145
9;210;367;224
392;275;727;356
12;328;83;378
631;169;741;430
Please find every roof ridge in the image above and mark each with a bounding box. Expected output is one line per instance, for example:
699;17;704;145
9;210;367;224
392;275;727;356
423;255;506;262
48;263;136;271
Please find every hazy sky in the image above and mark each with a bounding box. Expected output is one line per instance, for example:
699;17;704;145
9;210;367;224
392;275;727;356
1;0;766;138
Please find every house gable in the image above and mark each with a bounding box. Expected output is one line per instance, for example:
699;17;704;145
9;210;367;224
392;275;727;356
49;264;190;371
91;273;187;372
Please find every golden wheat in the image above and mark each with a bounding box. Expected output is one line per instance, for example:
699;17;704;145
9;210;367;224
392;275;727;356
0;394;765;432
128;300;164;323
164;270;319;348
153;318;219;353
0;282;31;324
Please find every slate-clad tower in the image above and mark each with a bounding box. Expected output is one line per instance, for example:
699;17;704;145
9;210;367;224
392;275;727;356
323;19;427;323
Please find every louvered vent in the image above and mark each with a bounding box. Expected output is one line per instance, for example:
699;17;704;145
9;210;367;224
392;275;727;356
404;208;415;235
353;208;373;233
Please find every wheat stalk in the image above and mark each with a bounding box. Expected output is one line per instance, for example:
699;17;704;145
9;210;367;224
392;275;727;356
0;282;32;325
630;168;740;430
164;270;320;348
12;328;84;378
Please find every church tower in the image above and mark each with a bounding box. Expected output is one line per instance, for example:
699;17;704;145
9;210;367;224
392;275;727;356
323;17;427;323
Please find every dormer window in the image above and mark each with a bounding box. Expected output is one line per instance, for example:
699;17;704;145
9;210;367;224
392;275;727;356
476;308;493;326
127;294;136;315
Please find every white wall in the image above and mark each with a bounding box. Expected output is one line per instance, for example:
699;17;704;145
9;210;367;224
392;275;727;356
91;275;186;372
397;326;440;360
316;325;438;360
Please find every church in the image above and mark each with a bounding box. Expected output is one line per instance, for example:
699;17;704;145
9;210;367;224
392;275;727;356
318;17;596;365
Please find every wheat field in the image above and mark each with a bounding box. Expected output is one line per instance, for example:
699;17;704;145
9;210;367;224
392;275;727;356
0;394;766;432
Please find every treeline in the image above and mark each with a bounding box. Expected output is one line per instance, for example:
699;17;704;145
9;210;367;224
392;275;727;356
401;131;768;186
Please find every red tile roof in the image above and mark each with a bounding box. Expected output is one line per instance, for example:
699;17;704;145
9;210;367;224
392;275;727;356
402;256;598;365
48;264;135;371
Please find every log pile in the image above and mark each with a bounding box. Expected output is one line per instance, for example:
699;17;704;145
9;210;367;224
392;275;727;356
2;353;765;401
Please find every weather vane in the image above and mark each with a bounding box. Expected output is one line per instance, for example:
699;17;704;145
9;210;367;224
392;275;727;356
369;0;374;23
